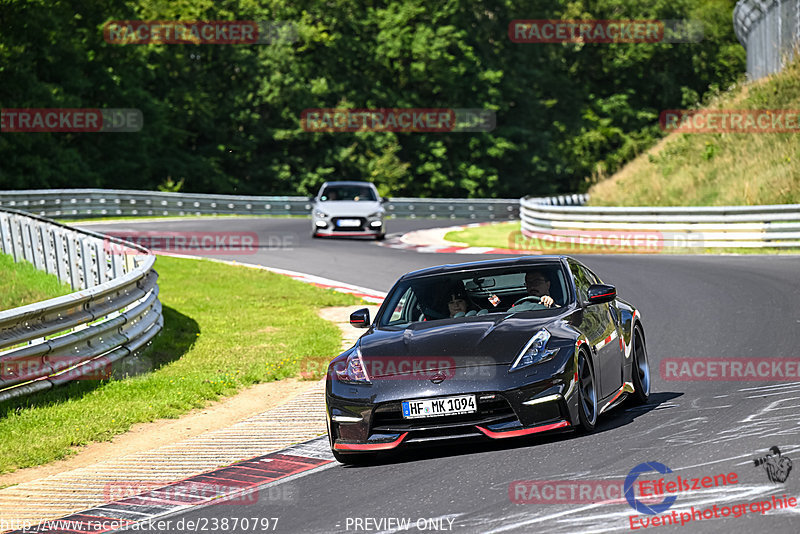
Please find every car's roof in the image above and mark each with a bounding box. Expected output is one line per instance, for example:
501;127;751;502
400;256;569;280
321;181;377;187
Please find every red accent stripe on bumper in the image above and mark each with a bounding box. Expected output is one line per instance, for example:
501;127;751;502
334;432;409;451
475;420;570;439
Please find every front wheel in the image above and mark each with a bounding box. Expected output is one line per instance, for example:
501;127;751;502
577;351;598;432
375;232;385;241
628;325;650;405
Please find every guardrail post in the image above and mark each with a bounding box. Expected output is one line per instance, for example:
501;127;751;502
66;232;81;289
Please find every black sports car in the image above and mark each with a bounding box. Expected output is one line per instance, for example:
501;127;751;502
325;256;650;463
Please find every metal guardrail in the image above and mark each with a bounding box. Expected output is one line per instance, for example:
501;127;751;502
520;197;800;248
0;189;588;221
734;0;800;80
0;208;162;402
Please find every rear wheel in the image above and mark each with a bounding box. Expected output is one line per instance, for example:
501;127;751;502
577;351;597;432
628;325;650;404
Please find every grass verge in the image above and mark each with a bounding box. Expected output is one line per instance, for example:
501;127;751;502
445;222;800;255
0;253;72;310
0;255;360;474
588;57;800;206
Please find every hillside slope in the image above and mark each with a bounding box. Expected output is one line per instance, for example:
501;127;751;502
588;57;800;206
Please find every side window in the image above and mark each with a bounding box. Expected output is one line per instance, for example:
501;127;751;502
387;286;417;324
569;261;591;304
585;266;602;285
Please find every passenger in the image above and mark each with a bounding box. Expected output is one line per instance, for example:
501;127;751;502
447;293;469;317
447;285;487;317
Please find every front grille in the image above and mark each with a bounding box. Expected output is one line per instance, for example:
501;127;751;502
331;217;366;231
371;394;518;434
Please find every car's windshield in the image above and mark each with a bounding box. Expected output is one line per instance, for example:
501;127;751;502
319;185;377;201
378;264;570;327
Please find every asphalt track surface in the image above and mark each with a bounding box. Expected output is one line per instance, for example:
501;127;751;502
82;218;800;534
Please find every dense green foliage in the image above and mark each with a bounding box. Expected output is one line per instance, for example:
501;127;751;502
0;0;744;198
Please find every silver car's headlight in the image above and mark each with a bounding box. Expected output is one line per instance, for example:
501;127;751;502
509;329;558;372
314;210;329;218
367;211;384;218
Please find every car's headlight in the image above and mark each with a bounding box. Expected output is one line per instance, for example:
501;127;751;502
336;347;371;384
509;329;558;372
314;210;329;218
367;211;384;218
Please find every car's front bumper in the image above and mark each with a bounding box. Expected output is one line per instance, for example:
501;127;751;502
326;361;578;453
312;214;384;236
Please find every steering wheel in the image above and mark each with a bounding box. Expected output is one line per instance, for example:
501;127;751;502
511;295;541;307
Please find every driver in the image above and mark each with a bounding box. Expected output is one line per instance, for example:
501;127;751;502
523;270;555;308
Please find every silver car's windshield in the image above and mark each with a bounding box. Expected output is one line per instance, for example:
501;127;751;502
320;185;377;201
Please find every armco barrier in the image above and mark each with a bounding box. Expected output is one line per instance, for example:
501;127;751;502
0;208;162;402
520;197;800;248
0;189;587;221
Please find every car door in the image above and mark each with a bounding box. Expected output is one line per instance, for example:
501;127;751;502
568;260;625;400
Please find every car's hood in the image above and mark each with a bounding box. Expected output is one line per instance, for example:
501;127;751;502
315;200;381;217
359;314;555;369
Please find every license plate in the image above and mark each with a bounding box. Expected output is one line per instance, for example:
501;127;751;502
336;219;361;228
401;395;476;419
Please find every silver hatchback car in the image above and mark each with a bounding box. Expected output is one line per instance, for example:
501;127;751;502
311;181;386;240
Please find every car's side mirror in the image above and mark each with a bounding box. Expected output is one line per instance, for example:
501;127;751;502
308;195;316;202
350;308;371;328
380;197;388;204
587;284;616;305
